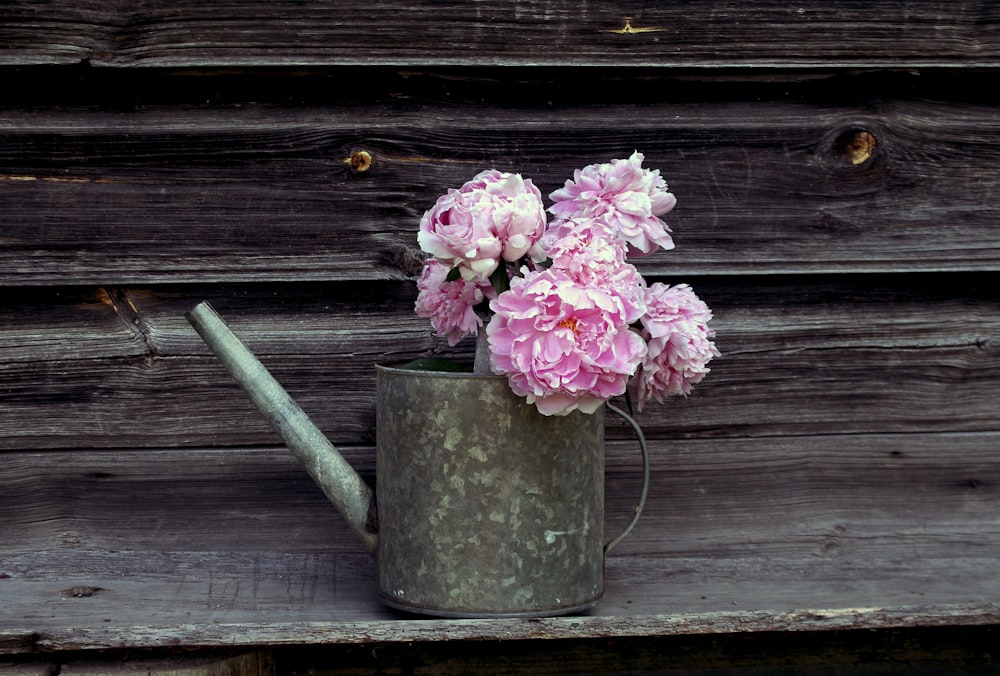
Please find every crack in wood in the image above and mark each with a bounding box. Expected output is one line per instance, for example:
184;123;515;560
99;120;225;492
97;288;161;359
608;19;667;35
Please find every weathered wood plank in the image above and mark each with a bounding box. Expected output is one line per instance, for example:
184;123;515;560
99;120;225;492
0;665;54;676
267;630;1000;675
1;276;997;449
6;603;1000;655
14;630;1000;674
2;95;1000;284
1;433;999;652
59;654;273;676
3;433;998;557
0;1;997;68
5;570;1000;654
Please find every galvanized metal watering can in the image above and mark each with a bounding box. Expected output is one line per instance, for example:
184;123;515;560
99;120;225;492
187;301;649;618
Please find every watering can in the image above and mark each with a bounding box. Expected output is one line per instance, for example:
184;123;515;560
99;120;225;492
186;301;648;618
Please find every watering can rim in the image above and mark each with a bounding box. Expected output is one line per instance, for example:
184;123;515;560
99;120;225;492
376;362;506;380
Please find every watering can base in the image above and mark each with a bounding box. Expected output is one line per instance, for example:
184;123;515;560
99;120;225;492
377;592;603;619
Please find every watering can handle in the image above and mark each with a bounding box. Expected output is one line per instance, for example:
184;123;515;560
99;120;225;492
603;403;651;556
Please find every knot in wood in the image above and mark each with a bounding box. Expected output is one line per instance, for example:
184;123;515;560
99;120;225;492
62;585;103;598
835;129;878;165
345;150;374;174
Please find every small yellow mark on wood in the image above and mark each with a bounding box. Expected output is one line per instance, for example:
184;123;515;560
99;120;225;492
842;130;878;165
43;176;90;184
344;150;373;173
96;287;117;309
609;19;665;35
96;287;140;318
1;174;113;183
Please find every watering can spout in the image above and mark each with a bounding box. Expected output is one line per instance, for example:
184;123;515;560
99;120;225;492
186;301;378;554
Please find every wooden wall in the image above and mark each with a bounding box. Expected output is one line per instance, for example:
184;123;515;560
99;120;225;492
2;1;1000;672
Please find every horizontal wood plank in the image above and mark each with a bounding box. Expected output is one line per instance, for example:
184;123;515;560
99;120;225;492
2;95;1000;283
0;276;997;450
2;433;999;651
0;1;997;68
13;631;1000;673
4;435;998;557
58;654;272;676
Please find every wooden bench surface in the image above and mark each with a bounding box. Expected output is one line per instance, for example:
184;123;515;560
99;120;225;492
4;435;1000;653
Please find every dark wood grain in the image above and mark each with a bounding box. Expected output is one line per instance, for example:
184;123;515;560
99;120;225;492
0;276;996;450
1;0;997;68
2;95;1000;284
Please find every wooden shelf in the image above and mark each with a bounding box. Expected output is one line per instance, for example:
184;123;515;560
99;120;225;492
4;442;1000;654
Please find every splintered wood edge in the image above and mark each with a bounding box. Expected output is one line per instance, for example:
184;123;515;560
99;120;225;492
5;604;998;653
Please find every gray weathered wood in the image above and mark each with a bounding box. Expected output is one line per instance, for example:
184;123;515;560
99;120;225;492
2;432;999;652
2;97;1000;284
4;434;998;556
0;1;997;68
1;277;997;450
59;654;272;676
0;665;54;676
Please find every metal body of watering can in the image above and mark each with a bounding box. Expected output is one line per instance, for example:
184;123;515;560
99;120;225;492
186;301;648;618
376;365;605;616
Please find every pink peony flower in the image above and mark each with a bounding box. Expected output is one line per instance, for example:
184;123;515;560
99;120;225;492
630;283;719;410
417;170;547;281
548;151;676;256
538;217;647;323
486;267;647;416
413;154;714;417
414;258;493;346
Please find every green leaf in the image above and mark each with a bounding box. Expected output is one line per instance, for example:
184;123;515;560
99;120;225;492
489;265;510;296
445;266;462;283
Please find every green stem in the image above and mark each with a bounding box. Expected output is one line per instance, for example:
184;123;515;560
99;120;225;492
473;324;491;375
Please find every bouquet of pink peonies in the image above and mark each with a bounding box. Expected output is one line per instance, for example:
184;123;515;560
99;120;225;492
415;152;719;416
